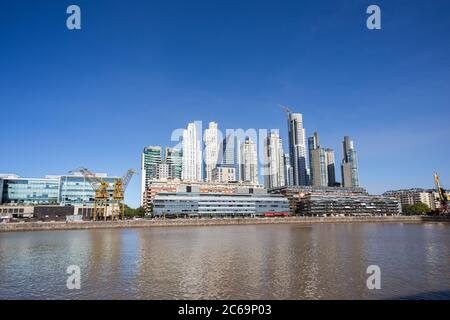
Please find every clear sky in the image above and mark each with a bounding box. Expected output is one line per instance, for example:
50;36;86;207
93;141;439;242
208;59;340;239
1;0;449;208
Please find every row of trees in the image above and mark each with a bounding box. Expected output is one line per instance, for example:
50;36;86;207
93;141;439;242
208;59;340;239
402;203;432;215
123;205;146;218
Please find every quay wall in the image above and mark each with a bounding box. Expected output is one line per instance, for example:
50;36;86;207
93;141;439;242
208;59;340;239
1;216;449;233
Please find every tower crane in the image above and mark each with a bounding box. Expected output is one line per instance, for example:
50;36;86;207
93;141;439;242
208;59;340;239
73;167;111;221
433;172;449;216
112;169;137;221
278;104;292;118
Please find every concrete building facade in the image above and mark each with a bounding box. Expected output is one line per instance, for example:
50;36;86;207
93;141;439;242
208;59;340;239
383;189;441;211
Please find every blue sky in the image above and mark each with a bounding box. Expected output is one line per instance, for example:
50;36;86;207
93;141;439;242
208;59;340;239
1;0;449;207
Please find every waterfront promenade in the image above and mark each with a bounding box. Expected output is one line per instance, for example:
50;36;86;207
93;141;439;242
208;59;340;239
1;216;449;232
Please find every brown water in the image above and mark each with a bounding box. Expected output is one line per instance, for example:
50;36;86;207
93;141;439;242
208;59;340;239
0;223;449;300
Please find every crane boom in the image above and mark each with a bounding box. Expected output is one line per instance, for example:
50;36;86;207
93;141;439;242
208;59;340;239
278;104;292;117
122;169;137;192
433;172;449;215
71;167;104;189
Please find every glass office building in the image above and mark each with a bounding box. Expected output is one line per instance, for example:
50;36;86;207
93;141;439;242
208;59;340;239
0;173;117;206
1;178;60;205
59;175;116;206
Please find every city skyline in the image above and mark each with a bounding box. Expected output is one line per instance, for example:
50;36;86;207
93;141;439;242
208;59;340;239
2;1;449;208
140;115;356;184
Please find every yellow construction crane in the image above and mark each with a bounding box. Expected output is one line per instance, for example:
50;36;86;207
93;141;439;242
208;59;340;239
111;169;137;221
74;167;111;221
433;172;449;215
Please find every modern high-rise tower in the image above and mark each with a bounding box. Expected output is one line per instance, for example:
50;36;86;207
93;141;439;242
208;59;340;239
141;146;162;206
341;136;359;188
182;122;202;181
308;132;329;187
240;137;258;184
324;148;336;187
204;122;220;182
165;147;183;180
288;113;309;186
283;154;294;186
140;146;183;206
264;131;285;189
220;133;241;181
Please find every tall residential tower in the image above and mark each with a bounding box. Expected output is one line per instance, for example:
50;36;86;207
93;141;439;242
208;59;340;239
288;113;309;186
204;122;220;182
182;122;202;181
240;137;259;184
341;136;359;188
264;131;285;189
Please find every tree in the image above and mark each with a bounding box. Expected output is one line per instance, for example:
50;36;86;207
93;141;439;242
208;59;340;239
123;205;146;218
402;203;432;215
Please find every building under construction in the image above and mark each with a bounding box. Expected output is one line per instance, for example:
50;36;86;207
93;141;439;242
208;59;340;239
298;194;401;216
269;186;400;216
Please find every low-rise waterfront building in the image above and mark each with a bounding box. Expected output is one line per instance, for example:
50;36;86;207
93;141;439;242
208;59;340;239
269;185;368;215
143;180;264;214
383;188;442;211
298;194;401;216
0;204;100;221
153;188;289;217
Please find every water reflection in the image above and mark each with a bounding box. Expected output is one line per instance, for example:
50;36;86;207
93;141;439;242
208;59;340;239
0;223;449;300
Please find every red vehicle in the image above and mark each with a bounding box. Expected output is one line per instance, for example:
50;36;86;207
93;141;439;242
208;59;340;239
264;212;289;218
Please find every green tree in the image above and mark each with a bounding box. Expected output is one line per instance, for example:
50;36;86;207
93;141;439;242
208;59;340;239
123;205;146;218
402;203;432;215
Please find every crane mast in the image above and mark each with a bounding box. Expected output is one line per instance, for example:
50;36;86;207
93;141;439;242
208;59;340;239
433;172;449;215
73;167;111;221
112;169;137;220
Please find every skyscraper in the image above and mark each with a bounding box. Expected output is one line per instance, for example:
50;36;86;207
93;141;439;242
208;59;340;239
308;131;319;180
308;132;332;187
141;146;162;205
240;138;258;184
220;133;241;181
182;122;202;181
288;113;309;186
283;154;294;186
264;131;285;189
341;136;359;188
165;147;183;180
325;148;336;187
204;122;220;182
141;146;183;206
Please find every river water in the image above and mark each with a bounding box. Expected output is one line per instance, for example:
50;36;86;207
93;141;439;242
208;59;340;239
0;222;449;300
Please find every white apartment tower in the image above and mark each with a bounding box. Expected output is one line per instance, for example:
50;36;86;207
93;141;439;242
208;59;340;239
182;122;202;181
240;138;258;184
204;122;220;182
264;131;285;189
